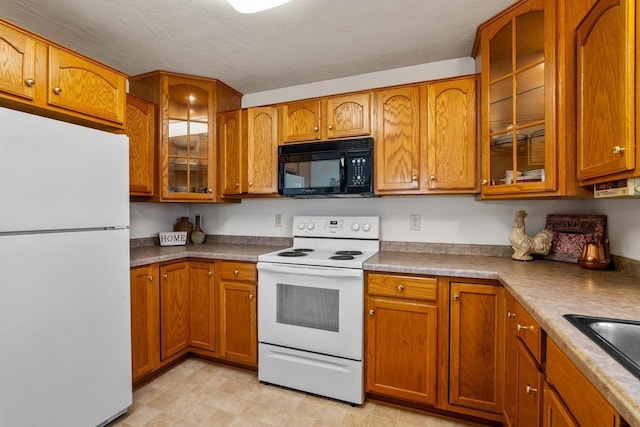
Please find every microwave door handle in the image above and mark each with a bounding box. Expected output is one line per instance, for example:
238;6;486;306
340;156;346;191
257;262;363;279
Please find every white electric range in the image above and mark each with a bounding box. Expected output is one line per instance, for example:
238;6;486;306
257;216;380;405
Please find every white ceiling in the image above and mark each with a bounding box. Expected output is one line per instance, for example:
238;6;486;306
0;0;514;95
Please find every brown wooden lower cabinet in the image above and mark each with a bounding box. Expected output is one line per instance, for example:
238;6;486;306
159;261;190;360
448;282;505;416
129;259;258;384
545;337;624;427
542;383;578;427
504;292;544;427
189;261;216;352
219;261;258;366
365;273;438;404
129;264;159;382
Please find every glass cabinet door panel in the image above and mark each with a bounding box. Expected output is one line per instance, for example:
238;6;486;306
489;144;514;186
489;78;513;133
189;121;208;158
516;86;544;126
168;159;188;193
490;23;513;81
168;120;191;156
515;11;544;70
168;84;189;120
189;159;208;194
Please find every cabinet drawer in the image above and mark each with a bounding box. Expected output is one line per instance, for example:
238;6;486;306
546;338;621;427
514;301;543;362
220;261;257;282
367;273;436;301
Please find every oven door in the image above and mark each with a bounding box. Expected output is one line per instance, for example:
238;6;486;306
257;262;363;360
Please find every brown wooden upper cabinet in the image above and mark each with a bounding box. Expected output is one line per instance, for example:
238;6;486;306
475;0;594;198
246;106;279;194
218;109;243;196
576;0;638;184
374;86;421;192
127;95;156;197
280;93;371;143
129;71;242;202
219;106;279;197
0;19;126;130
374;76;477;195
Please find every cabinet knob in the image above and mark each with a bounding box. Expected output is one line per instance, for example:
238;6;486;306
412;175;418;181
148;276;153;281
397;284;404;291
430;176;436;181
481;179;488;185
208;188;213;193
313;126;319;132
162;274;168;279
525;385;538;394
369;309;375;315
248;182;253;187
328;124;333;130
234;269;239;276
453;294;460;301
235;182;239;188
25;78;35;87
53;87;62;95
517;323;533;332
208;271;212;277
249;294;254;300
613;146;626;154
507;311;516;318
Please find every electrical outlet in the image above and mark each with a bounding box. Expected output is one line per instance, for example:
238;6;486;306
409;214;420;231
275;214;283;227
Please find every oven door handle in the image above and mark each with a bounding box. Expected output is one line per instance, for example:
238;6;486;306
257;262;363;279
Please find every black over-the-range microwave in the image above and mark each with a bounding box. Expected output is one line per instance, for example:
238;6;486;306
278;137;374;197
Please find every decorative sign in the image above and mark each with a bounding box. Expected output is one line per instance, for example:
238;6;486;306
159;231;188;246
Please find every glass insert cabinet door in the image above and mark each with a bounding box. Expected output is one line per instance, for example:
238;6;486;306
481;0;555;194
167;83;210;195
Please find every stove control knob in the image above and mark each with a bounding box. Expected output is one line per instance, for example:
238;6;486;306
352;223;360;231
297;222;305;230
306;223;315;230
362;223;371;232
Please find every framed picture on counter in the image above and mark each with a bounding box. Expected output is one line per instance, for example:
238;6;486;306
542;214;607;263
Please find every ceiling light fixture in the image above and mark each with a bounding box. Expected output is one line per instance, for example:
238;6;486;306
225;0;293;14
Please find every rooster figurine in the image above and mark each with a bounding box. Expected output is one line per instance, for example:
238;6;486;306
509;210;554;261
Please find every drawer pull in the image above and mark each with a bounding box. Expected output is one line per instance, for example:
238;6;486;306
507;311;516;318
397;284;404;291
53;87;62;95
234;269;239;276
525;385;538;394
369;309;375;315
517;323;533;332
25;78;35;87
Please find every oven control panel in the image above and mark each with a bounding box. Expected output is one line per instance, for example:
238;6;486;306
292;216;379;239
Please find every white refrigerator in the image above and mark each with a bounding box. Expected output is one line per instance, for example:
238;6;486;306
0;107;132;426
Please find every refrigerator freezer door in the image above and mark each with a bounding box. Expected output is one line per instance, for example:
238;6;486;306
0;228;132;427
0;107;129;233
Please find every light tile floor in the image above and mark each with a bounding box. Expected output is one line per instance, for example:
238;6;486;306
109;358;485;427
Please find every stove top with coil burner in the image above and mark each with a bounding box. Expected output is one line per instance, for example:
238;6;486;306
258;216;380;269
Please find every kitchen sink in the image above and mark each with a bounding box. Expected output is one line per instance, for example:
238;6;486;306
564;314;640;380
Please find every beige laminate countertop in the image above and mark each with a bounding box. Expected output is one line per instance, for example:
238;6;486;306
130;244;640;425
130;243;287;267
